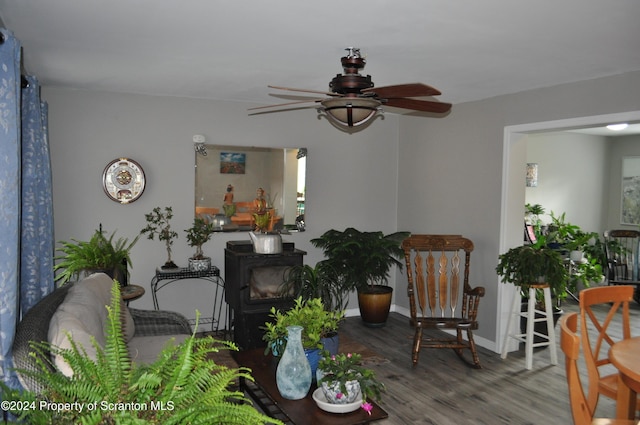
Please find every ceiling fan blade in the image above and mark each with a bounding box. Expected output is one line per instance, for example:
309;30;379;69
362;83;442;98
248;99;323;111
268;85;343;97
383;98;452;113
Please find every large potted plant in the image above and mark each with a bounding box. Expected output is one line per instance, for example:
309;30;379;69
54;227;138;285
311;228;410;327
184;217;216;271
0;282;282;425
140;206;179;269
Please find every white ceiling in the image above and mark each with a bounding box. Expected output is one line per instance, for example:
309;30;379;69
1;0;639;123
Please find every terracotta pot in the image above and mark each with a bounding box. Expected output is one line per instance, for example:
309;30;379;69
357;286;393;327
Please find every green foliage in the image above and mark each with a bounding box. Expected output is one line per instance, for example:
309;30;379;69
53;228;139;284
317;350;385;405
311;228;410;292
184;217;215;259
1;281;281;425
545;211;597;251
279;262;347;312
262;297;345;353
495;243;569;298
525;203;545;216
140;206;179;267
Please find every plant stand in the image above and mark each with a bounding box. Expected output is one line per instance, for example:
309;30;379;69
500;284;558;370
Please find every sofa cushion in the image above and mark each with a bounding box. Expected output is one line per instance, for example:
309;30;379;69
48;273;136;376
128;334;189;365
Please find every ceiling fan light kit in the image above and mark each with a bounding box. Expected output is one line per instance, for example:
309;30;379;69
251;47;452;132
318;97;382;129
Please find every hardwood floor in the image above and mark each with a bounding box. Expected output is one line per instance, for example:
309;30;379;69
337;298;640;425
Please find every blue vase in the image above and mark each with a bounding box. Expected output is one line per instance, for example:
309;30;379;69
305;348;321;382
276;325;312;400
321;333;340;356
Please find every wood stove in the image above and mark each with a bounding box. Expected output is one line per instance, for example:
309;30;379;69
224;240;306;350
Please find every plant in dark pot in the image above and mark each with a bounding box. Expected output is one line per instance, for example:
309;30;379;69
54;226;138;285
311;228;410;327
184;217;216;271
495;236;569;341
140;206;179;269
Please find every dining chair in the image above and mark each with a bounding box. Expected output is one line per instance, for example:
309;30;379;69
579;285;640;414
559;312;639;425
402;234;485;368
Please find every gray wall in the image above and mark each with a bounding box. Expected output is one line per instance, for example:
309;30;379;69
606;135;640;230
45;88;400;328
524;132;640;235
396;70;640;351
525;132;608;233
45;70;640;351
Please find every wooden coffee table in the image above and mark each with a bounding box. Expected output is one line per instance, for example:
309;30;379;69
233;348;388;425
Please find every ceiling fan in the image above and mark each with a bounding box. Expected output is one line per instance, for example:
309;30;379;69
249;47;452;131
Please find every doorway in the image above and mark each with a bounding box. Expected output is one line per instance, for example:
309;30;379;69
497;110;640;353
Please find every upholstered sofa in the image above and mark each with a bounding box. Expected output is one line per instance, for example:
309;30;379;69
12;273;192;394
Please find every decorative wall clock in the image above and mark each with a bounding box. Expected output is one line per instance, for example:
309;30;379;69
102;158;146;204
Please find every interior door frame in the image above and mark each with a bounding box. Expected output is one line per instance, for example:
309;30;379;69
498;110;640;353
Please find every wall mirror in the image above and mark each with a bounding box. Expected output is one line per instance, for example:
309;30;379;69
195;145;306;231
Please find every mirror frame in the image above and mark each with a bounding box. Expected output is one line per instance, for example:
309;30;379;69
195;144;306;231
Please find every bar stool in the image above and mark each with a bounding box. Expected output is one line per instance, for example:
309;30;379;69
501;283;558;370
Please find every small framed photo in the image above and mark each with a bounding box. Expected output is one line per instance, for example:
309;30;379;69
524;224;537;244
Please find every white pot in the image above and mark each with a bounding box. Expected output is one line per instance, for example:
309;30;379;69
320;379;361;404
188;256;211;272
570;250;584;262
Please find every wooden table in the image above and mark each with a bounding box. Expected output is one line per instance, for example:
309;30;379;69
609;336;640;419
232;348;388;425
121;284;145;303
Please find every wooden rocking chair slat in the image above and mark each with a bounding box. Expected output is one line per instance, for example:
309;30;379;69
438;252;448;316
415;251;427;315
450;251;460;317
427;251;436;314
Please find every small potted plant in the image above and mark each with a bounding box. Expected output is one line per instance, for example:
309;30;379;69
316;350;385;415
311;228;410;327
184;217;216;271
262;297;344;377
140;206;178;269
54;227;138;285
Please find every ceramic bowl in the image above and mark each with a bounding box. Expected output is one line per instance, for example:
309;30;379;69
312;388;363;414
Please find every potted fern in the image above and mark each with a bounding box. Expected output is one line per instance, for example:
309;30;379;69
184;217;216;271
311;228;410;327
54;227;138;285
0;282;282;425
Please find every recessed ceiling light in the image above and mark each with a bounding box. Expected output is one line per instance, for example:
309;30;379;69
606;123;629;131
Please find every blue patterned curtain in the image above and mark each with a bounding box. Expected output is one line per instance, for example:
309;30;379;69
0;29;54;390
21;76;54;311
